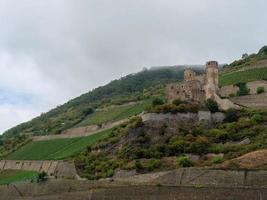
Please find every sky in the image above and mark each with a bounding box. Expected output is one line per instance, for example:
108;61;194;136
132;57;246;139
0;0;267;134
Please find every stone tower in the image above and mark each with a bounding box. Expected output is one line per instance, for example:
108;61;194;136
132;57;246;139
204;61;219;100
184;68;196;81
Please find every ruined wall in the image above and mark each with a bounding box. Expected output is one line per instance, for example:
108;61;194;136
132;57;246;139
0;160;77;178
219;85;239;97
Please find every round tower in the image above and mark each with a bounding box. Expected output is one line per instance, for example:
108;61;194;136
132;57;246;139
205;61;219;99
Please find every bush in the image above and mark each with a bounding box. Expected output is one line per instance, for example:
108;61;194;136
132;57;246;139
236;82;250;96
251;113;264;124
257;87;265;94
152;98;164;107
188;136;210;154
172;99;184;106
37;171;48;182
212;157;224;164
177;156;193;167
224;109;240;123
134;160;143;171
145;159;161;171
205;99;219;113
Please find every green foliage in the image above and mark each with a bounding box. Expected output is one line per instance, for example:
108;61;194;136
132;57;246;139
212;157;224;164
257;86;265;94
37;172;48;182
0;170;38;185
145;159;161;171
251;113;264;124
147;103;199;114
205;99;219;113
236;82;250;96
172;99;184;106
224;109;240;123
134;160;143;171
177;156;193;167
152;98;164;107
5;129;111;160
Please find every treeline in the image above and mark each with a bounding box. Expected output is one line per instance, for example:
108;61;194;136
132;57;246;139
3;67;189;138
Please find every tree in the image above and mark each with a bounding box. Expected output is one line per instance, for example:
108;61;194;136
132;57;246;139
257;87;265;94
205;99;219;113
152;98;164;107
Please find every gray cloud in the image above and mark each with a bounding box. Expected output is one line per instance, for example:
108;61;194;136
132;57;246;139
0;0;267;133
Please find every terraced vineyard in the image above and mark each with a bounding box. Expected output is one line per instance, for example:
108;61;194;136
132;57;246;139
0;170;38;185
219;67;267;86
76;99;152;127
6;129;111;160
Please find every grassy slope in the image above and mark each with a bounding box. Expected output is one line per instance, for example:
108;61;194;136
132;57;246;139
219;67;267;86
6;129;111;160
76;99;152;127
0;170;38;185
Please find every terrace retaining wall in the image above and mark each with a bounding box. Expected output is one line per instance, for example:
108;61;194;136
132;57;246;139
2;168;267;199
0;160;77;178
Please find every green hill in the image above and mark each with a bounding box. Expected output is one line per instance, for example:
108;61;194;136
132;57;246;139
2;68;187;138
219;46;267;86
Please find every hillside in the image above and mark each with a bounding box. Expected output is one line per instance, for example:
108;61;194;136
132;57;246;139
219;46;267;86
2;67;187;138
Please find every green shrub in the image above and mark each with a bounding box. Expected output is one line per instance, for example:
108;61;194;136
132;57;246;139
212;157;224;164
205;99;219;113
172;99;184;106
209;129;229;142
224;109;240;123
37;171;48;182
236;82;250;96
229;93;236;97
251;113;264;124
152;98;164;107
134;160;143;171
177;156;193;167
257;87;265;94
145;159;161;171
188;136;210;154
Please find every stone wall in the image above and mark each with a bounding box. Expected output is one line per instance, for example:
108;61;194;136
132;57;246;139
142;111;225;125
2;168;267;200
231;92;267;108
32;119;127;141
0;160;77;178
219;85;239;97
219;80;267;97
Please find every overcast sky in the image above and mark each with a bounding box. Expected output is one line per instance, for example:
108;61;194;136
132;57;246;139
0;0;267;134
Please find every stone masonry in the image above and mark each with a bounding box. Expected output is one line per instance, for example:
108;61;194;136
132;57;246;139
166;61;238;110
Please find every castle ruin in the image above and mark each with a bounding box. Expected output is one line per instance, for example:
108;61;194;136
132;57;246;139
166;61;238;110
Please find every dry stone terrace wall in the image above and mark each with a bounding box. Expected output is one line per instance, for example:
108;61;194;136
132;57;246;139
219;80;267;97
231;92;267;108
0;160;77;178
32;119;127;141
2;168;267;200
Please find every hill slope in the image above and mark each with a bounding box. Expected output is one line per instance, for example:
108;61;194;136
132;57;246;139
2;67;189;137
